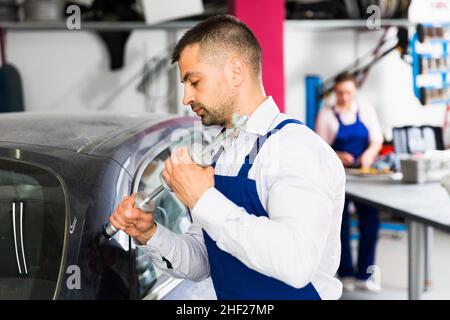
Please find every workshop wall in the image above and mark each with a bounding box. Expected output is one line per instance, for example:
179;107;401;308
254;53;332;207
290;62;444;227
285;25;447;140
8;24;447;140
8;30;184;114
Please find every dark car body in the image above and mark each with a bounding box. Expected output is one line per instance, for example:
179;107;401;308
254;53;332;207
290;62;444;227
0;112;215;300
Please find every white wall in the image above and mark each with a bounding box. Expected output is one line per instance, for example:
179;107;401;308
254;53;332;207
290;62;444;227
7;22;448;140
7;29;189;115
284;23;447;140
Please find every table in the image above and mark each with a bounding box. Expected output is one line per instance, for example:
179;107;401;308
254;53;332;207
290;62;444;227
345;175;450;300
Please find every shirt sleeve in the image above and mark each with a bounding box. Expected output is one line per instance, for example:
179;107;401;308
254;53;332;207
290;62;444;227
359;103;383;145
191;126;344;289
315;108;338;145
135;221;210;281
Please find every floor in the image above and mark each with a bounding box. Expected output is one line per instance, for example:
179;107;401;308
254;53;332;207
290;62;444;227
341;226;450;300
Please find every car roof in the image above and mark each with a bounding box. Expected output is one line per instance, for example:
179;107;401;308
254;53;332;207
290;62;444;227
0;112;178;154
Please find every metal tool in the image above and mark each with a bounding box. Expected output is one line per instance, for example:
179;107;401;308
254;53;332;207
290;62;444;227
103;113;248;239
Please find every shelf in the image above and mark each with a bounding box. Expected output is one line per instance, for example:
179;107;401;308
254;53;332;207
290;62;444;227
0;19;416;32
0;20;198;31
285;19;416;29
421;70;450;76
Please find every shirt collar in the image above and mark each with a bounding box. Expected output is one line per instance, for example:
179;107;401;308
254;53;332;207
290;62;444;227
334;101;358;114
241;96;280;136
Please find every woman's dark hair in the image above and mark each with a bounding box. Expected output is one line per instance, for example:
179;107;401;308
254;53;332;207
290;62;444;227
334;72;357;85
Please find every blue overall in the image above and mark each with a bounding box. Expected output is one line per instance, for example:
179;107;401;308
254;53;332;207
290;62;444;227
204;119;321;300
331;107;379;280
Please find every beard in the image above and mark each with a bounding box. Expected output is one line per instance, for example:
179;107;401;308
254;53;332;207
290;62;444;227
191;96;236;127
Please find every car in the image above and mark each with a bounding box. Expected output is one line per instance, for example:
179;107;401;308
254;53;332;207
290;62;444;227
0;112;216;300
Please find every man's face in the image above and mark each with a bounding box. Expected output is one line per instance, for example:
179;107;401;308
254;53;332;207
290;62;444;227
334;80;356;108
178;44;237;126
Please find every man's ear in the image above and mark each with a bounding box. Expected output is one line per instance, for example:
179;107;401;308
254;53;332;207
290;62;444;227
230;57;245;87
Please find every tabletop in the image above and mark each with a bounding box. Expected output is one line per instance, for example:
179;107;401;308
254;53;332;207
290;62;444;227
345;174;450;232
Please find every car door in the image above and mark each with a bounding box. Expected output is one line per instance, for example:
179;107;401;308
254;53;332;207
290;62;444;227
0;158;67;299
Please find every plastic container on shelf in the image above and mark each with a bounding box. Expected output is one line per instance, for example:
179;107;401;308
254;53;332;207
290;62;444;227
22;0;64;22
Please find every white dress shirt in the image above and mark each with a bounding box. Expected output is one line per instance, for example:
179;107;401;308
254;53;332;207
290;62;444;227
137;96;346;300
315;101;383;146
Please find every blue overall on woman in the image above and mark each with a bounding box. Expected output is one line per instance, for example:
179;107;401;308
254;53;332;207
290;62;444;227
331;107;379;280
204;119;321;300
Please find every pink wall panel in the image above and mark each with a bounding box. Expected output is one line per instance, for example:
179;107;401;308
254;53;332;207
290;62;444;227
228;0;285;112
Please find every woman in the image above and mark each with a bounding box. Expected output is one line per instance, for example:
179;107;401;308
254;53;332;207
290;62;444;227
315;73;383;292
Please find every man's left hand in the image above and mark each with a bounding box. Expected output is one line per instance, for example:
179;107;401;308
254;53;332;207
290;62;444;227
162;147;215;209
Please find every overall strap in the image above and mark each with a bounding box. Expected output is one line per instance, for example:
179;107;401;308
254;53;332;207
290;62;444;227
237;119;303;177
355;110;362;123
331;106;343;125
353;101;362;122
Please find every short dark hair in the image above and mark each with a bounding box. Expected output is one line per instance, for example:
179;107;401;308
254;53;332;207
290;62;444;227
334;72;357;85
171;14;262;78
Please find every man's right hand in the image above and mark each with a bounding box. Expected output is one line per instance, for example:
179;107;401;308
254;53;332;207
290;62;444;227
109;193;157;245
336;151;355;167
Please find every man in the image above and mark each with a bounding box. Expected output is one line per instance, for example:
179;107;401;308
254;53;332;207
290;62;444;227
110;15;345;300
315;73;383;292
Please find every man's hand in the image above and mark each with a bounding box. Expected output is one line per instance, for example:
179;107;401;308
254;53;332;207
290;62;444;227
162;147;214;209
336;151;355;167
109;194;157;245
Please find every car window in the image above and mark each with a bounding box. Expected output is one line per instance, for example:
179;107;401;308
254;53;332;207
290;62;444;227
134;130;205;298
0;159;66;299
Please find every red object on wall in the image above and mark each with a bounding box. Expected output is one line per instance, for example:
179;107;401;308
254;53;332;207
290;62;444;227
228;0;285;112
